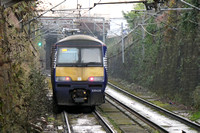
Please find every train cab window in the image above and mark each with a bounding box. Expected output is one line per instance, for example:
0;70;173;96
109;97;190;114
81;48;102;64
57;48;79;63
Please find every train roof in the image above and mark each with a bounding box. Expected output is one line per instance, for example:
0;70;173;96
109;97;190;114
56;34;105;45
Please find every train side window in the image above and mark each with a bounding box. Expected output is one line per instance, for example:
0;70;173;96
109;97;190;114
57;48;79;63
81;48;102;63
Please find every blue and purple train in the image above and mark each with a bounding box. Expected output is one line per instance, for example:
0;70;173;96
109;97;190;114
51;34;107;112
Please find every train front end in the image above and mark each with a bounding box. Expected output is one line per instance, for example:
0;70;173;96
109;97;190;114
51;35;107;107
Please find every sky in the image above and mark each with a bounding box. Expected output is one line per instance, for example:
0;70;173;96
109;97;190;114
39;0;134;18
38;0;136;36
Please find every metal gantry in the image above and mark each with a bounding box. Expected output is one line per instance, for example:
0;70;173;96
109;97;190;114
38;16;109;43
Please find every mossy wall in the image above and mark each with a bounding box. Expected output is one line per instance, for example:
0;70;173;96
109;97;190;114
0;1;50;132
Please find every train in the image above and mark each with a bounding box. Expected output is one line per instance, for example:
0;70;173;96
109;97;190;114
51;34;107;112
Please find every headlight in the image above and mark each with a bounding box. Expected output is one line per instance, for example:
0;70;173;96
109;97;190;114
56;76;72;82
88;76;104;82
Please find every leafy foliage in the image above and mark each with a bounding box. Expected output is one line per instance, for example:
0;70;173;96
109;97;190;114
122;4;144;28
190;110;200;121
192;86;200;110
108;0;200;109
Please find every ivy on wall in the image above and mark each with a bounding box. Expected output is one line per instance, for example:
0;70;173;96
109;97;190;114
0;1;50;132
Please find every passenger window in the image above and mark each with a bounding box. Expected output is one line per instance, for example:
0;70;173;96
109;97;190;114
57;48;79;63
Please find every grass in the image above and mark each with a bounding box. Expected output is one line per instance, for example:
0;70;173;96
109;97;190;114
46;77;52;89
48;117;55;122
190;111;200;121
108;79;140;96
150;100;177;111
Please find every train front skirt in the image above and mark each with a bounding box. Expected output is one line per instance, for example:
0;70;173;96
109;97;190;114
54;82;105;106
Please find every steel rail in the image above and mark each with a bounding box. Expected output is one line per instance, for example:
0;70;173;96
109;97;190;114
108;82;200;131
105;93;168;133
63;111;72;133
93;110;116;133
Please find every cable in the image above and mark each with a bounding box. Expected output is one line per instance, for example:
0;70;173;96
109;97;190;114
82;20;95;36
180;0;200;11
23;0;67;26
188;20;200;25
140;24;157;36
94;1;146;6
81;0;102;16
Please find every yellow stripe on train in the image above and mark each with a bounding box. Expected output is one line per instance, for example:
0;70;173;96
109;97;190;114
56;67;104;81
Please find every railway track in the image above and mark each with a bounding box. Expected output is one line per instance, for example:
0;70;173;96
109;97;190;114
93;110;115;133
63;110;115;133
107;82;200;133
105;92;168;133
63;111;72;133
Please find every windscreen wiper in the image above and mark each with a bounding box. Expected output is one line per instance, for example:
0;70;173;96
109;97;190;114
86;62;102;66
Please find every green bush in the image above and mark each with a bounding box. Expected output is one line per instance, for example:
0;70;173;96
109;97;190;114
192;86;200;110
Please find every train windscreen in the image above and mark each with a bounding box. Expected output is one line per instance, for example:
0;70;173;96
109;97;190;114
57;47;102;66
81;48;101;63
57;48;79;63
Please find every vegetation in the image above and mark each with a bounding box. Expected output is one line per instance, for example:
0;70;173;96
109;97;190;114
0;1;50;132
108;0;200;112
191;111;200;121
